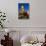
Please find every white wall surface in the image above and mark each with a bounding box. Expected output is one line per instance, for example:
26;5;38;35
0;0;46;27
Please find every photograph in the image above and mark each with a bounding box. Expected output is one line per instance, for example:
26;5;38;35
18;3;29;19
0;0;46;46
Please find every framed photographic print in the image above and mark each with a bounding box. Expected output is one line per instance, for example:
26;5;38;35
18;3;29;19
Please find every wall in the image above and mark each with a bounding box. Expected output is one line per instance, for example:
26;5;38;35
0;0;46;27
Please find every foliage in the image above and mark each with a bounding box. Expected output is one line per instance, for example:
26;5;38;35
0;11;6;28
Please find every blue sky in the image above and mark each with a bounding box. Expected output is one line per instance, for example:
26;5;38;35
18;3;29;12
